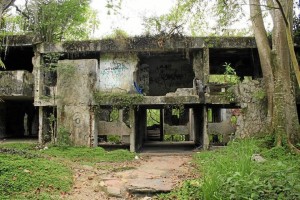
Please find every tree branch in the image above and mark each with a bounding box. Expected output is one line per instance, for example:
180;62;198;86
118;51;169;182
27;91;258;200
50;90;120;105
274;0;288;26
13;4;29;20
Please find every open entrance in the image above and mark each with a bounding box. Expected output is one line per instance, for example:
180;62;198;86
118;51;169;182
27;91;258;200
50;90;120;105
138;105;205;153
97;107;131;149
207;105;240;146
0;100;38;139
146;109;162;141
0;46;34;72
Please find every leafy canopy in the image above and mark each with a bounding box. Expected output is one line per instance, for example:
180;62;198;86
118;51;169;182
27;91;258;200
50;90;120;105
1;0;99;42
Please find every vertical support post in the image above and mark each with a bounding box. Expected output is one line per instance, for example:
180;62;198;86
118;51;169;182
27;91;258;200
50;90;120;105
203;106;209;150
130;108;136;152
160;108;164;141
93;108;98;147
203;47;210;85
38;107;43;144
189;108;194;141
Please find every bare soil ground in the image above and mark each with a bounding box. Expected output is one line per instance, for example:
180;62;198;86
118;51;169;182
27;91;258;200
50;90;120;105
64;154;195;200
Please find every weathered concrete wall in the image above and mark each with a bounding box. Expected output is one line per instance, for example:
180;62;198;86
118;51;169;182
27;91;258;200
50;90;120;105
37;37;258;54
98;121;131;136
232;79;267;138
0;71;34;98
164;124;189;135
99;53;138;92
208;120;235;143
141;55;194;96
56;59;98;146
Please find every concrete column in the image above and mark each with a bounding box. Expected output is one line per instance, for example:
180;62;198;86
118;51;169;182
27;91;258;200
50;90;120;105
93;107;99;147
203;106;209;150
130;108;136;152
160;108;164;141
189;108;194;141
38;107;44;144
56;59;98;146
203;47;210;84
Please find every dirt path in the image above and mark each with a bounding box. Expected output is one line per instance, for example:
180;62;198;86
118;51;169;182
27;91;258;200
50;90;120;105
63;154;194;200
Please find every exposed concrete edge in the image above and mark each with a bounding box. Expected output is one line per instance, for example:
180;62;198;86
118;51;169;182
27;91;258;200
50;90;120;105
37;37;257;54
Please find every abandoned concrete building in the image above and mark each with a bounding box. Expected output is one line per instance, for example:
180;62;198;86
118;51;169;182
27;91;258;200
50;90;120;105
0;36;299;152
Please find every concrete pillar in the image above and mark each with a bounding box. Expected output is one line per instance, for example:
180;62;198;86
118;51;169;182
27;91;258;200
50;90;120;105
38;107;44;144
56;59;98;146
134;107;147;151
193;105;209;148
189;108;194;141
160;108;164;141
203;106;209;150
203;47;210;84
130;108;136;152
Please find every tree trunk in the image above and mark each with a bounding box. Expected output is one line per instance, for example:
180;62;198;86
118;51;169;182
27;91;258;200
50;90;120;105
250;0;300;151
249;0;274;128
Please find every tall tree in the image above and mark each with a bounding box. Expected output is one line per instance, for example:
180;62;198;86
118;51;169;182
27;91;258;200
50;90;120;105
0;0;98;42
250;0;299;152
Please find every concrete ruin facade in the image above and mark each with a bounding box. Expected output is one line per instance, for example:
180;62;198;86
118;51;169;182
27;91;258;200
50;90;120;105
1;36;299;151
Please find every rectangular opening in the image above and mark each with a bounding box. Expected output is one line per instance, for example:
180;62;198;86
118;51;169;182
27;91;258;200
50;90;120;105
97;107;131;145
146;109;161;141
0;100;38;139
137;52;195;96
209;48;262;80
208;106;239;145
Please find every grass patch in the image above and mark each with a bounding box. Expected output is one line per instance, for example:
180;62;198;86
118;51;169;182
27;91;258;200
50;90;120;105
0;142;135;198
41;146;135;163
0;142;37;151
159;139;300;200
0;153;72;199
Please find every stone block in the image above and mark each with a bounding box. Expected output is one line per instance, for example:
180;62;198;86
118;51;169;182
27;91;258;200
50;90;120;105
57;59;97;105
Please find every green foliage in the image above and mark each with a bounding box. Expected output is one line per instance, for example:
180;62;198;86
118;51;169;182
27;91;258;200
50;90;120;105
104;28;129;40
0;142;135;198
147;109;160;126
107;135;121;144
57;126;72;148
164;134;185;142
223;62;240;84
0;152;72;199
253;89;266;100
6;0;98;42
0;142;36;151
94;92;144;108
143;0;250;36
161;139;300;199
209;63;240;85
109;108;119;121
105;0;123;15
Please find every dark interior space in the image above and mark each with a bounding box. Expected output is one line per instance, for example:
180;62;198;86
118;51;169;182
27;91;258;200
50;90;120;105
0;46;34;72
4;100;38;138
61;51;100;60
209;48;262;79
137;52;194;96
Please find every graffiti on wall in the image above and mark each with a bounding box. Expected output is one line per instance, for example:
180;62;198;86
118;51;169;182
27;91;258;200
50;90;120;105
153;64;185;88
99;55;136;91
